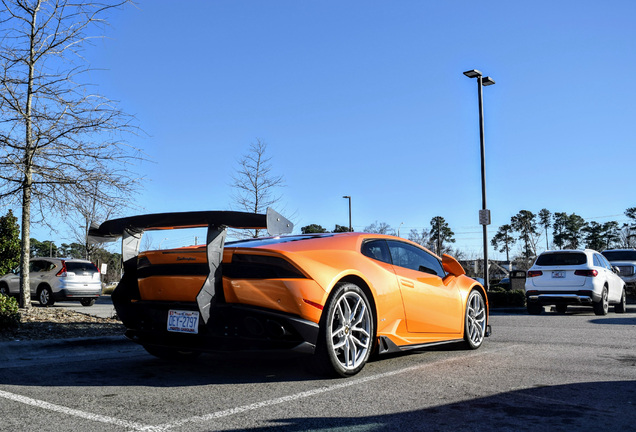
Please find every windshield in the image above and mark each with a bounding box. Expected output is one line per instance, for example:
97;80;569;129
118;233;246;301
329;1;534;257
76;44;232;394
536;252;587;266
66;261;99;273
602;250;636;261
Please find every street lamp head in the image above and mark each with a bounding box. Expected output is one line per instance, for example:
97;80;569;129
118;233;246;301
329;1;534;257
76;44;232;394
342;195;350;199
482;76;496;86
463;69;482;78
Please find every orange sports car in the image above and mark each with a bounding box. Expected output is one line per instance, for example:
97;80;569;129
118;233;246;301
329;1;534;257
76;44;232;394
90;209;490;377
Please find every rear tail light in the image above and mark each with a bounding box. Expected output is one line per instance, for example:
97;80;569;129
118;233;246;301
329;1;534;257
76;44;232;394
574;269;598;277
527;270;543;278
56;260;67;277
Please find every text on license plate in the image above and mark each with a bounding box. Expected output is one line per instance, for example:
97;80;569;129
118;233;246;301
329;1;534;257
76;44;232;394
552;271;565;278
167;310;199;334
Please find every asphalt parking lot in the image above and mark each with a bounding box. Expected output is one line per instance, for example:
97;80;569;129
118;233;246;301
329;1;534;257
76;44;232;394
0;306;635;431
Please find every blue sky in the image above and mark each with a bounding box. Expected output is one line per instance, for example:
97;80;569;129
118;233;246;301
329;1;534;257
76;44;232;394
25;0;636;258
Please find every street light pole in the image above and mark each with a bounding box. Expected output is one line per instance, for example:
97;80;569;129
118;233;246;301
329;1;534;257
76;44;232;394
463;69;495;291
343;196;352;232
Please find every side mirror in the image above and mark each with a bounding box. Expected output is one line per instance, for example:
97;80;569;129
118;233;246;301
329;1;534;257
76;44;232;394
442;254;466;277
613;266;621;274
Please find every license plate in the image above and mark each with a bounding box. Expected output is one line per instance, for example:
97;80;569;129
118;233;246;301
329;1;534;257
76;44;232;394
167;310;199;334
552;271;565;278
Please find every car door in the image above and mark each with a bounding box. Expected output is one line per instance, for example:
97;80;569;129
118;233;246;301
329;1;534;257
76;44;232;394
29;259;50;295
4;269;20;294
386;240;462;334
597;253;623;302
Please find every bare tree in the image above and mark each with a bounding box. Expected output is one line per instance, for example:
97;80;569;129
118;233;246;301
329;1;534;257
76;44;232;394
231;139;285;238
0;0;141;308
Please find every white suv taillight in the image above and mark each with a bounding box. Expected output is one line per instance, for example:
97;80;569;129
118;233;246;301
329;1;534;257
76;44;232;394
56;260;67;277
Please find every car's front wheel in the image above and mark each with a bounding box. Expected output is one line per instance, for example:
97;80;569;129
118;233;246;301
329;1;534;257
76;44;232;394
0;284;9;296
464;289;487;349
312;282;374;377
38;286;55;306
593;287;609;316
615;287;627;314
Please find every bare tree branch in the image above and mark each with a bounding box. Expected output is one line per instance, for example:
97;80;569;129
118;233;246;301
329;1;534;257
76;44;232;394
0;0;142;308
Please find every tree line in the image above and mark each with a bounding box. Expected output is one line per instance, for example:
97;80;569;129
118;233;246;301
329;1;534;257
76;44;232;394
492;207;636;266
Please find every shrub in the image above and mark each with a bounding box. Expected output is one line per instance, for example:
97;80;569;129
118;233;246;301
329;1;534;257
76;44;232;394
0;294;20;330
487;288;526;308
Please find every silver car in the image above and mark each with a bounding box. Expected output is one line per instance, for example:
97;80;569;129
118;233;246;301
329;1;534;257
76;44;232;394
601;249;636;295
0;258;101;306
525;249;626;315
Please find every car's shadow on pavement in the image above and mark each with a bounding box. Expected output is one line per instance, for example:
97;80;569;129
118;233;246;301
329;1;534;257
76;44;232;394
213;379;636;432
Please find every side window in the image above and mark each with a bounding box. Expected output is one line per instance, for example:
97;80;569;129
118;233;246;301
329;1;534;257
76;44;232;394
29;260;44;273
592;255;602;268
361;240;392;264
599;255;612;270
387;241;445;277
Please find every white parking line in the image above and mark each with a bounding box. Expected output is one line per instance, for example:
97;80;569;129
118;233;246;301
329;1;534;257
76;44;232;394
0;348;503;431
154;363;426;431
0;389;159;431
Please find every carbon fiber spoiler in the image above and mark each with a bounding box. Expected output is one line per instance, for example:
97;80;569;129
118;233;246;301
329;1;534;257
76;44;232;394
89;208;293;324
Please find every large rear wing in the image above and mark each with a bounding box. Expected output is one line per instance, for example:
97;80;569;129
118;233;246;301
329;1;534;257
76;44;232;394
88;208;293;324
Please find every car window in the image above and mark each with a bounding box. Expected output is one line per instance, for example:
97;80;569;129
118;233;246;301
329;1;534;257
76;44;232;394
361;240;392;264
66;262;99;273
602;250;636;261
598;254;612;270
386;240;445;276
536;252;587;266
29;260;46;273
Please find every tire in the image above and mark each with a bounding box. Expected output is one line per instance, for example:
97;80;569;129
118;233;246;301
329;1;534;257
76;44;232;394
0;284;9;296
38;286;55;306
555;304;567;314
464;289;487;349
311;282;374;377
80;298;96;307
615;288;627;314
527;303;543;315
143;345;201;361
593;287;609;316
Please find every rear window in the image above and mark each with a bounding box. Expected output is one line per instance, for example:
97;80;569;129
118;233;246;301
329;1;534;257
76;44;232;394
66;261;99;273
602;250;636;261
536;252;587;266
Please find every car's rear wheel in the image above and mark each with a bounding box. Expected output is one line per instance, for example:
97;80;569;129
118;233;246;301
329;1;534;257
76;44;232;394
312;282;374;377
555;304;567;314
80;298;96;307
38;286;55;306
593;287;609;316
0;283;9;296
464;289;487;349
143;345;201;361
527;303;543;315
615;288;627;314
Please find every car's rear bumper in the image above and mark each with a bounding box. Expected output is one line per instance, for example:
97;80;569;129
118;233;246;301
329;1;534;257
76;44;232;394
51;289;101;301
526;290;601;305
119;301;319;355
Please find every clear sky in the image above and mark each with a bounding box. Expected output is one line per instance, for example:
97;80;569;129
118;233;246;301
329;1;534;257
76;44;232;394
24;0;636;259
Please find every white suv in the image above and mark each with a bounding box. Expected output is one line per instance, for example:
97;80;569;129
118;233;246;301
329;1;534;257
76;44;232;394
0;258;101;306
525;249;626;315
